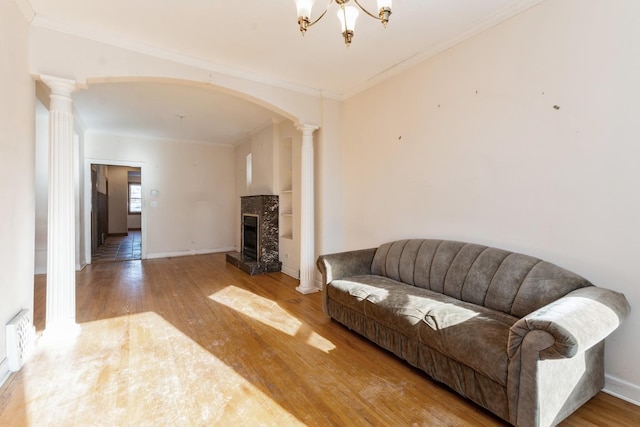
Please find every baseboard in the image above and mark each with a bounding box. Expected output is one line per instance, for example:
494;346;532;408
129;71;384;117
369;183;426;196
0;358;9;389
604;374;640;406
146;247;236;260
279;268;324;290
194;247;236;256
127;228;141;231
280;265;299;279
107;233;128;237
296;284;321;294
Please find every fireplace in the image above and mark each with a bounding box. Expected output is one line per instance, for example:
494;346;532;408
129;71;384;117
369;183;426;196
226;195;282;275
242;214;259;260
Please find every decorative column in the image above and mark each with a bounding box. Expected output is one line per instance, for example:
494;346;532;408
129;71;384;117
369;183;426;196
296;124;320;294
41;75;78;336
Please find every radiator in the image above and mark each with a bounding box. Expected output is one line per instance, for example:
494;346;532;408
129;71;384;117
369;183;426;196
6;309;35;372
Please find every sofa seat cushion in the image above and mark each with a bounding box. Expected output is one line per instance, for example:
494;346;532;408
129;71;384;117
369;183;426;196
328;275;518;386
328;275;445;338
417;299;518;386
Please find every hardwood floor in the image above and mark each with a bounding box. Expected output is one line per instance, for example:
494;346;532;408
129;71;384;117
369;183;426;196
1;254;638;426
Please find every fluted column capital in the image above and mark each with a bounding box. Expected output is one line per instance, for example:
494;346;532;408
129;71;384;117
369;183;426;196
296;123;319;137
40;75;77;113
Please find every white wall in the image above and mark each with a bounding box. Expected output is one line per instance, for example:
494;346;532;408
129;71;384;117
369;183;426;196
315;97;344;257
34;104;49;274
107;166;131;235
341;0;640;402
249;125;276;196
85;133;236;258
0;0;35;384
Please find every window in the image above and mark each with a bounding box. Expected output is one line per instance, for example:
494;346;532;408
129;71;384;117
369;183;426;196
129;183;142;214
246;153;252;189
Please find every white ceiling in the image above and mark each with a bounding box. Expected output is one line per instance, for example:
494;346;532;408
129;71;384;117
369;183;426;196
72;82;279;145
27;0;544;144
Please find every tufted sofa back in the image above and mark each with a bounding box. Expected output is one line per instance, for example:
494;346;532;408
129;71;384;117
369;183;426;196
371;239;593;318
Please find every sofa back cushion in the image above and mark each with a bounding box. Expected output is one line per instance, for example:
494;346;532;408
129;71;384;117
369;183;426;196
371;239;593;318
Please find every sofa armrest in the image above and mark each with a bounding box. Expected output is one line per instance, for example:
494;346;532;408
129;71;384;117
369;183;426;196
508;286;630;359
316;248;377;286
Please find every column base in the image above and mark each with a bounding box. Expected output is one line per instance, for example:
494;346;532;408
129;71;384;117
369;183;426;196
42;321;80;345
296;284;321;295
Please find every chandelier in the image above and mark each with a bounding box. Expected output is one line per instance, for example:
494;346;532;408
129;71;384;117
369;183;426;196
294;0;393;47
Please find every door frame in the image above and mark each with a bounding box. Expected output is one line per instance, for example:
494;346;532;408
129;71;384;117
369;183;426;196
84;158;147;264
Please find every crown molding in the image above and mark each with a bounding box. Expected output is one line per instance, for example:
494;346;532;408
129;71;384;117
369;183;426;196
342;0;546;99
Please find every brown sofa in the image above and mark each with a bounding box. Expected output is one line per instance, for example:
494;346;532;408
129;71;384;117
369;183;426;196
316;239;630;427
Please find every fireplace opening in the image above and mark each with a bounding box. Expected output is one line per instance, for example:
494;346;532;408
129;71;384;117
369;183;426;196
242;214;259;260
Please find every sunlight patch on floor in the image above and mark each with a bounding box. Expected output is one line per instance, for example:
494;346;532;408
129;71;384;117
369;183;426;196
210;286;301;335
210;286;335;353
304;331;336;353
14;312;302;426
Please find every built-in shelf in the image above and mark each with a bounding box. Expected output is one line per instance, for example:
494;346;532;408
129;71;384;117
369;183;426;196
279;174;293;241
279;137;295;268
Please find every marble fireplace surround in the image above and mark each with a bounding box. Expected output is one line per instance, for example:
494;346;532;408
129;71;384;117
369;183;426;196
226;195;282;275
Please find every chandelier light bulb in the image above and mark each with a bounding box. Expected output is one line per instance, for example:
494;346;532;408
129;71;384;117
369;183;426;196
377;0;392;27
337;5;358;46
295;0;316;33
337;5;359;33
295;0;316;19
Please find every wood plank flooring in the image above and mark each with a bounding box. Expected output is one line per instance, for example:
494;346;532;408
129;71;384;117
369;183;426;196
1;253;639;426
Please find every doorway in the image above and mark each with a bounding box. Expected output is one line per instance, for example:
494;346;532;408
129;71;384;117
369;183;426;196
90;164;143;263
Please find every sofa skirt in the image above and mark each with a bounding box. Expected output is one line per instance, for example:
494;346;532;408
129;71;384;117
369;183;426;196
327;298;510;423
